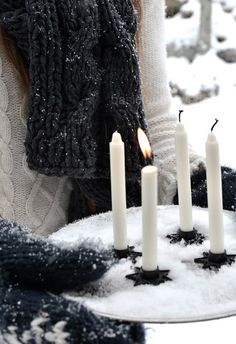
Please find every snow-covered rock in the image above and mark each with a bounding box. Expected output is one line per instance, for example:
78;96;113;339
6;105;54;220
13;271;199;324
166;0;186;18
217;48;236;63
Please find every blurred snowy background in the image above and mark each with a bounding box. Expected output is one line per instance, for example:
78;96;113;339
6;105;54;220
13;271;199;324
166;0;236;168
146;0;236;342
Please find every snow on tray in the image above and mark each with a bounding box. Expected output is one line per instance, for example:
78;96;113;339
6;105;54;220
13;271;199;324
50;206;236;323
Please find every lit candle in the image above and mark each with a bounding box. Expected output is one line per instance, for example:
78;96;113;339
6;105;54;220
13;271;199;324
206;119;224;254
175;110;193;232
138;129;158;271
109;132;128;250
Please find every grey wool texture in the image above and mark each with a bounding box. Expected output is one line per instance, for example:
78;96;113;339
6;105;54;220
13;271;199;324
0;0;147;220
0;217;112;292
0;218;145;343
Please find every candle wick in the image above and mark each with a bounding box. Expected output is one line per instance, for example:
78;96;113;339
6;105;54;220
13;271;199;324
179;110;184;123
211;119;219;132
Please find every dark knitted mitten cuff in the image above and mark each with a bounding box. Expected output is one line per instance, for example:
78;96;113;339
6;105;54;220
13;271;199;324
0;218;112;292
0;284;145;344
69;179;141;221
67;179;91;222
173;166;236;211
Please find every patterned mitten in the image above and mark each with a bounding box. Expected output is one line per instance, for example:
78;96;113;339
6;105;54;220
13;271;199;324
0;217;112;292
0;282;145;344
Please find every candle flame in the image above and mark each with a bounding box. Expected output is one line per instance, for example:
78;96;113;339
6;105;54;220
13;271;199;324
137;128;152;159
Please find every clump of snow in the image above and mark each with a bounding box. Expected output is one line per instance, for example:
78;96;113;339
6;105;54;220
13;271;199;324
180;1;195;18
52;206;236;323
166;0;200;49
220;0;236;13
50;215;111;252
169;51;219;102
213;2;236;50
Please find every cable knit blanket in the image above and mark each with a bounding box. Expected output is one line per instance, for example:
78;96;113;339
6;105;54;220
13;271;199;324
0;217;145;344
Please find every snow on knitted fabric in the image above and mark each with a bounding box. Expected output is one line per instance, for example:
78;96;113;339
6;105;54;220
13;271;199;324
0;217;112;292
0;0;146;179
0;0;147;221
0;217;145;343
72;0;147;218
173;166;236;211
192;166;236;211
0;282;145;344
95;0;147;177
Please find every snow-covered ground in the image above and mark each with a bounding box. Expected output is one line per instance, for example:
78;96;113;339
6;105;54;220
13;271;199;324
167;0;236;168
146;1;236;342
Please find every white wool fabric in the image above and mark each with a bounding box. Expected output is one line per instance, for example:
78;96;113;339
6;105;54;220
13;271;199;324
0;33;72;236
134;0;205;204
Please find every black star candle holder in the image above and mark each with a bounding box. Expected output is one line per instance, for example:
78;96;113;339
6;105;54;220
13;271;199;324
167;228;205;246
194;250;236;270
113;246;142;264
126;266;171;286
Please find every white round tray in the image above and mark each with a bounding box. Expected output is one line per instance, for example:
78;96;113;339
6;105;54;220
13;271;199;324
50;206;236;323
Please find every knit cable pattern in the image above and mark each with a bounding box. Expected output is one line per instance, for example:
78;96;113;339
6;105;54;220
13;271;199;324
0;53;15;219
0;32;72;235
0;0;147;221
73;0;147;218
0;0;147;180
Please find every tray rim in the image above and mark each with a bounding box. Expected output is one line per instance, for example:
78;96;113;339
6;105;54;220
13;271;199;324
90;307;236;324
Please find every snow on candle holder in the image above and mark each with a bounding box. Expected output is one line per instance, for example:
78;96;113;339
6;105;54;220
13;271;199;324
126;266;171;287
113;246;142;264
195;119;236;270
167;110;205;245
167;228;205;245
194;250;236;270
126;129;171;286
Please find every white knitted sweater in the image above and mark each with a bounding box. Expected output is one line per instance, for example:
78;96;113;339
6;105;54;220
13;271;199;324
135;0;205;204
0;33;72;236
0;2;204;236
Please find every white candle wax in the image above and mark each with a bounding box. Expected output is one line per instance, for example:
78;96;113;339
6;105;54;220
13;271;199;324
109;132;128;250
175;123;193;232
206;132;224;254
142;165;158;271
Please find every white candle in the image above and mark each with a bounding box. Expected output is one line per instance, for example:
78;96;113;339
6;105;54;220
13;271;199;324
206;121;224;254
142;165;158;271
109;132;128;250
175;117;193;232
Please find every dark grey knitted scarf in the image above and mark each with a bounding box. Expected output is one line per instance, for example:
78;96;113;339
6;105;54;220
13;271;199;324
0;0;147;220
